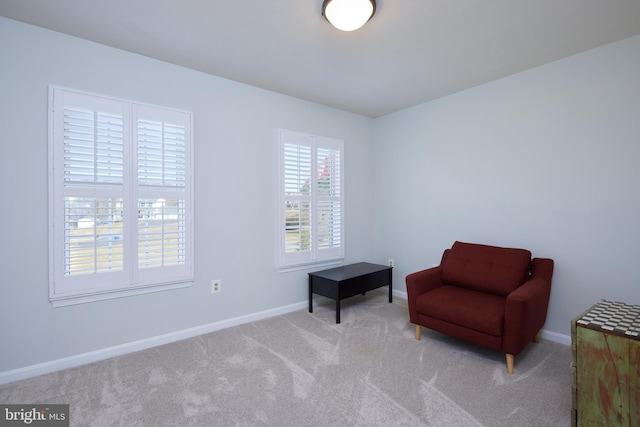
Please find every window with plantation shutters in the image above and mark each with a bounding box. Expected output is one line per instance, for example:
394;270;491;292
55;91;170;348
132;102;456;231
48;86;193;306
277;129;344;268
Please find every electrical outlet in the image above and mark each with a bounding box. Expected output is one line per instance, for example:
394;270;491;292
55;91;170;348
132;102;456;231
211;279;221;293
388;259;394;268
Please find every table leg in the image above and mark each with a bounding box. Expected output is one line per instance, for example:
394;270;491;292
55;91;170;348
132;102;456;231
388;270;393;303
336;299;341;324
309;278;313;313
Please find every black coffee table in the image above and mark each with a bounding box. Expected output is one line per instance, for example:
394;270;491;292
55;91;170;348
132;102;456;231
308;262;392;323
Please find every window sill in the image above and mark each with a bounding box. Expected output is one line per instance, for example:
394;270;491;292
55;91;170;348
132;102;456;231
50;281;192;307
278;259;344;274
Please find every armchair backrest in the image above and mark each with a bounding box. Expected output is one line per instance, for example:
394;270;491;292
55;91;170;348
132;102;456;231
441;241;531;297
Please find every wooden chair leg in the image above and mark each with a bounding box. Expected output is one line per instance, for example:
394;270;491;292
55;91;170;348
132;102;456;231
415;324;421;340
533;332;540;343
506;353;514;375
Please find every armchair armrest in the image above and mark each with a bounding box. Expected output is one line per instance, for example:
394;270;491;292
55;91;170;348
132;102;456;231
405;266;444;323
503;258;554;355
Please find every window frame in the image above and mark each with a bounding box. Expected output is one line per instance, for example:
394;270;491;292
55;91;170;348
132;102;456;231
277;129;344;270
48;85;194;306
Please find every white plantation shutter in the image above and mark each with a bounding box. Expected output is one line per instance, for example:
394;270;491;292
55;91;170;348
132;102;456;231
63;109;124;184
137;119;186;188
315;143;342;252
278;129;344;268
49;90;129;295
49;86;192;305
62;106;125;278
137;198;186;268
63;197;125;276
283;135;312;256
134;105;190;284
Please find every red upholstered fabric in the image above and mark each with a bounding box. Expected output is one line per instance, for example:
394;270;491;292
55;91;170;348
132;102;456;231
415;285;506;336
441;241;531;297
417;315;503;351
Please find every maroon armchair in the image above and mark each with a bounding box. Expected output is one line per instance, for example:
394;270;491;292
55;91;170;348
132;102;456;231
406;241;554;374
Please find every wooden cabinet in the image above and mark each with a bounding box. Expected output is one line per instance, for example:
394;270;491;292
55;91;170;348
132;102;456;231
571;300;640;426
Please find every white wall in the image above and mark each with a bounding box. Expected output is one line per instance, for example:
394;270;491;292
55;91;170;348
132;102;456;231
373;35;640;337
2;15;639;379
0;17;375;375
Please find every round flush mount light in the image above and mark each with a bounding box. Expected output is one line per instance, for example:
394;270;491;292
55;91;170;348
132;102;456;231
322;0;376;32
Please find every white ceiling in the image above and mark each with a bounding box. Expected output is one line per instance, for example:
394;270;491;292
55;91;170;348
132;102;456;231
2;0;640;117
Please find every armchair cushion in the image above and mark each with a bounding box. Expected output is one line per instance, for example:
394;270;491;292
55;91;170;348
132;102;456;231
416;286;506;337
442;241;531;297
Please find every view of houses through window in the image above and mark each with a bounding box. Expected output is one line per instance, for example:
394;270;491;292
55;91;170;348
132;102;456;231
62;198;185;275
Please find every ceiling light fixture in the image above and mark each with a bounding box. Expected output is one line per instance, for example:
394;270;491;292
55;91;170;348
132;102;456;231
322;0;376;32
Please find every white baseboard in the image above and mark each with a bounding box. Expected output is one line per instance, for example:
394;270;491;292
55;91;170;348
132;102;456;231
0;301;308;386
539;329;571;346
392;288;408;300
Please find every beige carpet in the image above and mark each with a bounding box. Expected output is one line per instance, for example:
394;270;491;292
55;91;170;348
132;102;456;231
0;292;571;426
